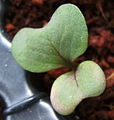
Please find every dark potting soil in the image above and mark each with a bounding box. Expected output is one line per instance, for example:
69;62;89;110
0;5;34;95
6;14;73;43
2;0;114;120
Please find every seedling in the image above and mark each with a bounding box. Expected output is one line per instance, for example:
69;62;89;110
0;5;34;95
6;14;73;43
11;4;106;115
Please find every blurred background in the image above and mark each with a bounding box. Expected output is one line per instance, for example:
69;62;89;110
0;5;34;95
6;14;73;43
1;0;114;120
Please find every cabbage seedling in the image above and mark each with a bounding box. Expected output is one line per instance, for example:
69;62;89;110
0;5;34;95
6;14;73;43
12;4;106;115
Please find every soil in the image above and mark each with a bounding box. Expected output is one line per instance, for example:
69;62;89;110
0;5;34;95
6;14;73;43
2;0;114;120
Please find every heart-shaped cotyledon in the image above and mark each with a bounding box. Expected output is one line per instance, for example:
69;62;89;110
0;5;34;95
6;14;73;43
12;3;106;116
50;61;106;115
12;4;88;72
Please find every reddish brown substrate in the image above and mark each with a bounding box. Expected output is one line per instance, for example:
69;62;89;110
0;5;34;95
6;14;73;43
3;0;114;120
